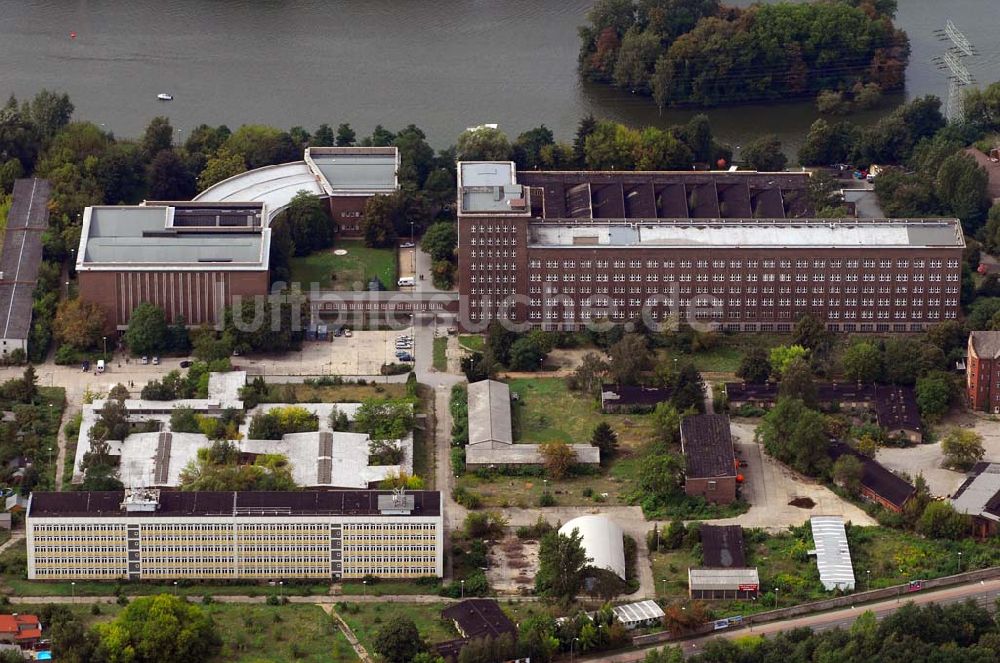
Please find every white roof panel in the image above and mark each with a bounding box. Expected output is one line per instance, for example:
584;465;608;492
559;515;626;581
809;516;856;591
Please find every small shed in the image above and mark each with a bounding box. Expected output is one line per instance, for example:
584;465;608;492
688;568;760;600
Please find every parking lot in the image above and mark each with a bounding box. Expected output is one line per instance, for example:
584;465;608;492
327;328;414;375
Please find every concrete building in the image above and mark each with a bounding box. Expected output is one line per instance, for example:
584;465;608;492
71;373;412;490
0;179;50;357
967;331;1000;412
809;516;855;591
76;202;271;331
455;162;965;332
194;146;399;232
951;462;1000;538
680;414;738;504
559;515;626;581
600;384;671;413
26;488;443;581
464;379;599;468
688;568;760;600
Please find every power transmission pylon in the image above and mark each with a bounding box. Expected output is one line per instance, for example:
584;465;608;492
932;20;977;123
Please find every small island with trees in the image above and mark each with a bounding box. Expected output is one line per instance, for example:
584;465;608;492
578;0;909;110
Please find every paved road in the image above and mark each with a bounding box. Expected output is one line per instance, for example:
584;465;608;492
595;577;1000;661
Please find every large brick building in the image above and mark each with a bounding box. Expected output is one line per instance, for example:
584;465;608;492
967;331;1000;412
680;414;738;504
77;201;271;331
456;163;965;332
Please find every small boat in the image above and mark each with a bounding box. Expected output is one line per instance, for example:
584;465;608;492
157;93;173;101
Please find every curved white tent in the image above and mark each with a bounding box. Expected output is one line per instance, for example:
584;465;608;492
559;515;626;580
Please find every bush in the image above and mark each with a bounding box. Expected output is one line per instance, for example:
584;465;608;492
450;447;465;474
452;485;482;509
538;491;556;507
380;363;411;376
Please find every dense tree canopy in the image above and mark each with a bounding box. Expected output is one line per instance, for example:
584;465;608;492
94;594;221;663
580;0;908;109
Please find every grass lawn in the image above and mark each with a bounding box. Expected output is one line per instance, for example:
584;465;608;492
454;378;655;508
290;240;397;291
264;382;407;403
651;524;1000;619
338;601;458;653
62;410;83;489
432;337;448;371
339;579;440;596
458;335;484;352
208;603;356;662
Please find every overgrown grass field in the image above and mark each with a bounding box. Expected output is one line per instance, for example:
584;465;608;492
290;240;397;291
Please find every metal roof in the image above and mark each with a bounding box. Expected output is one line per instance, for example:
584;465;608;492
0;179;49;342
809;516;856;591
559;515;626;580
467;380;513;446
194;161;324;218
612;600;665;624
969;331;1000;360
681;414;737;479
529;219;965;249
688;567;760;589
305;147;399;194
78;206;269;271
951;462;1000;522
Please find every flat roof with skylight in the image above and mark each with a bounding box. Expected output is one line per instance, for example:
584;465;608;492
305;147;399;195
77;205;270;271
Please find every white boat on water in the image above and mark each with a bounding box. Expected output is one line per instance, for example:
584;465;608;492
157;93;173;101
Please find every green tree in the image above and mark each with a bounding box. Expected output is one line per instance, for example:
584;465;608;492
283;191;333;256
456;125;512;161
778;356;817;408
638;451;685;502
916;501;969;540
94;594;221;663
568;352;610;396
421;222;457;263
612;27;661;92
798;118;859;166
509;335;546;371
964;81;1000;131
335;123;356;147
936;151;989;233
125;302;168;356
736;347;771;383
147;149;195;200
769;344;808;376
650;401;681;445
140;116;173;159
842;340;883;383
197;147;246;191
535;527;592;601
742;134;787;171
792;313;833;356
667;361;705;413
591;422;618;464
394;124;435;185
756;397;829;475
914;371;954;423
224;124;298;169
353;399;414;440
313;123;335;147
512;125;555;170
372;616;424;663
360;189;429;248
940;427;985;471
832;454;863;494
663;518;686;550
607;333;651;385
540;440;576;479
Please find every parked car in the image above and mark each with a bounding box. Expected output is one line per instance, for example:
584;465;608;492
395;350;409;358
399;242;415;248
446;327;457;335
179;360;192;368
141;356;149;365
398;353;414;362
96;359;106;373
82;360;90;372
152;356;160;365
333;327;344;337
344;328;352;337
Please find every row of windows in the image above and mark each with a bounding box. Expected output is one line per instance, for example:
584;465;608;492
519;309;958;321
522;271;958;284
524;285;958;296
529;258;956;270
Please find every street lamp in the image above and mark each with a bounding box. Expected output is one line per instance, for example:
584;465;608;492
571;637;579;663
460;579;465;599
363;579;368;596
774;588;779;608
957;551;963;573
103;336;107;359
71;581;76;598
279;581;284;600
866;569;871;592
173;581;178;595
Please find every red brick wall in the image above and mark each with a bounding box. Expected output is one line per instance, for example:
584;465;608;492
967;342;999;412
79;269;269;331
684;476;737;504
328;196;370;236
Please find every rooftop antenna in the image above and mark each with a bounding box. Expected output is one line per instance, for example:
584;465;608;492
932;20;977;123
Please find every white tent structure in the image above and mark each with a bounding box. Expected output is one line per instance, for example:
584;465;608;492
559;515;626;581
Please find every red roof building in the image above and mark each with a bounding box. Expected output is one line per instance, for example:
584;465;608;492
0;613;42;646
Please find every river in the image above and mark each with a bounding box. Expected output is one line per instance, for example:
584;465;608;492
0;0;997;154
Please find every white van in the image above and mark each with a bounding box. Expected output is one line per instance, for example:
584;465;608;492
397;277;415;287
96;359;106;373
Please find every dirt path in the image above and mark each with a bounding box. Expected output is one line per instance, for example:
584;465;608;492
321;604;373;663
54;403;77;490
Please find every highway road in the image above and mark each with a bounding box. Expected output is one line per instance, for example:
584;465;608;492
596;577;1000;661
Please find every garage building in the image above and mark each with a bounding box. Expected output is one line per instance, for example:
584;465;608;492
688;568;760;600
680;414;737;504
